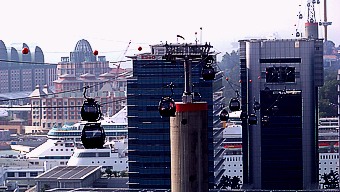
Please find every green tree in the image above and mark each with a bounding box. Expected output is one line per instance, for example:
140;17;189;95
105;167;113;178
120;170;128;177
230;176;241;189
322;170;339;189
112;170;119;177
216;175;231;189
217;50;240;106
319;67;338;117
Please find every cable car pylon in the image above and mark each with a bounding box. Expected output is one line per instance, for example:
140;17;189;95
162;43;212;191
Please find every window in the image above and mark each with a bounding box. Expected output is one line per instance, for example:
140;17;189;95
7;172;15;177
30;172;38;177
19;172;26;177
266;67;295;83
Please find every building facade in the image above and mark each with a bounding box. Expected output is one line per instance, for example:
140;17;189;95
0;40;57;93
127;43;225;189
57;39;110;77
239;38;323;190
29;81;126;128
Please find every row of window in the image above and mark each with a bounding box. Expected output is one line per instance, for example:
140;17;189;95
320;161;338;164
226;169;243;173
32;115;81;119
320;154;339;159
7;172;38;178
319;167;339;171
225;156;242;161
51;148;73;152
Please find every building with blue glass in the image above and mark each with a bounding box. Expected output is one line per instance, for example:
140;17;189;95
127;43;225;189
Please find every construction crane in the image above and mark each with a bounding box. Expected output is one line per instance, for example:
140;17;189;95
115;40;131;75
112;40;131;90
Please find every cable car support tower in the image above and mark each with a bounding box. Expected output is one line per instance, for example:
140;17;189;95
161;42;214;192
305;0;320;39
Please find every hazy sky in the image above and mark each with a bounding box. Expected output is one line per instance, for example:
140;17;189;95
1;0;339;68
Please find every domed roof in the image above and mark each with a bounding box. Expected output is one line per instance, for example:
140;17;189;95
74;39;93;52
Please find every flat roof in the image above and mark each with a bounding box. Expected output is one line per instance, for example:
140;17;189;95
36;166;100;180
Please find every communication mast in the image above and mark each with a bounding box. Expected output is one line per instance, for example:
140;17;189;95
319;0;332;41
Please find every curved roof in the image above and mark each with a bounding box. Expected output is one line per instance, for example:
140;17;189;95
74;39;93;52
0;40;7;60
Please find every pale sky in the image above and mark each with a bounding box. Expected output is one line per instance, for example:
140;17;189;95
1;0;339;68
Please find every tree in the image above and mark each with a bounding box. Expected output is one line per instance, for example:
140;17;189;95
216;175;231;189
230;176;241;189
319;67;338;117
120;170;128;177
105;167;113;178
322;170;339;189
218;50;240;106
112;170;119;177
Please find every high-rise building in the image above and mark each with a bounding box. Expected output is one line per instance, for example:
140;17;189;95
57;39;109;77
0;40;57;94
239;38;323;190
127;43;225;189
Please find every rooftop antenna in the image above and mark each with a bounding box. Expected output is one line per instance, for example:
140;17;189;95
320;0;332;41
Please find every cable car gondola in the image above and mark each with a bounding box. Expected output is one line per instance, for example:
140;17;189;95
81;123;106;149
229;98;240;111
81;87;102;122
248;113;257;125
296;31;300;37
81;98;102;122
202;64;215;80
158;97;176;117
219;108;229;122
158;82;176;117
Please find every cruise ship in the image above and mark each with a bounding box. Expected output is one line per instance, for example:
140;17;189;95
0;107;128;168
0;107;128;191
67;138;128;172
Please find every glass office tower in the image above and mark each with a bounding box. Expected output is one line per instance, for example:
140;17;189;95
127;44;225;189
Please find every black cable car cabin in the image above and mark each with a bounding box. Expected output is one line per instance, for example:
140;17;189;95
81;98;101;122
220;109;229;122
81;123;106;149
248;113;257;125
158;96;176;117
202;64;215;80
229;98;240;111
